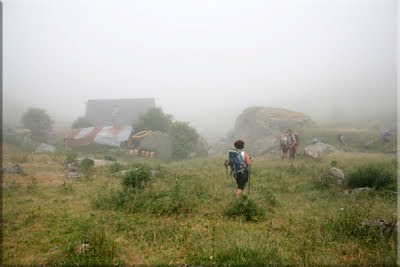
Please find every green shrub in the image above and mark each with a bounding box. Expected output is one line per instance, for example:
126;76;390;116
347;163;395;189
80;158;95;171
264;189;278;207
168;121;199;160
122;165;151;190
61;227;118;265
108;162;124;174
65;152;78;164
104;155;116;161
134;107;173;132
225;195;265;221
148;183;194;215
21;107;53;142
71;117;93;129
324;205;389;244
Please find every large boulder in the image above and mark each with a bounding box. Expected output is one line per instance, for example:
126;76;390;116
140;131;172;160
319;167;345;186
304;142;335;158
211;107;315;156
234;107;315;141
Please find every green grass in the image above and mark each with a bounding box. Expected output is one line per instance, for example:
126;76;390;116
299;127;396;153
2;143;397;265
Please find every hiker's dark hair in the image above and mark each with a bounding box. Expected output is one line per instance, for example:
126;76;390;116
234;140;245;149
287;129;292;133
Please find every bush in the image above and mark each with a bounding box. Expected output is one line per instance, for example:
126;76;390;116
168;121;199;160
21;107;53;142
134;107;173;132
71;117;93;129
148;183;194;215
80;158;95;171
347;163;395;189
65;152;78;164
324;205;389;244
225;195;265;221
121;165;151;190
108;162;124;174
104;155;115;161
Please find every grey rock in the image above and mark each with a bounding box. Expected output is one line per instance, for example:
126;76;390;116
75;243;89;254
304;142;335;158
360;219;397;236
150;170;160;177
3;164;23;174
77;158;114;167
320;167;345;186
343;187;372;195
66;171;81;178
35;143;56;153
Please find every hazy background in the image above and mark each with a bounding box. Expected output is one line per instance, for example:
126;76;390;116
3;0;397;140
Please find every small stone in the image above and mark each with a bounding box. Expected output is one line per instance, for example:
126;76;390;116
75;243;89;254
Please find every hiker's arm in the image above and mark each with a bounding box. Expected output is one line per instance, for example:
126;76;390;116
244;153;252;166
224;160;230;167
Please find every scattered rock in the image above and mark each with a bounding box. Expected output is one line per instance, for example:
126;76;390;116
3;164;24;174
320;167;345;186
77;158;114;167
66;164;81;179
343;187;372;195
66;171;81;179
35;143;56;154
150;170;160;177
75;243;89;254
304;142;335;158
360;219;397;236
311;138;320;144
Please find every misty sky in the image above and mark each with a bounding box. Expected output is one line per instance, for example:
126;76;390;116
3;0;397;138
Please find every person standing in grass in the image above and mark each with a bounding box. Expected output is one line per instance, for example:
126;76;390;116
224;140;252;198
286;129;297;162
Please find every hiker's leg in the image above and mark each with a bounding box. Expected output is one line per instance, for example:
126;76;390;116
236;173;246;197
384;142;390;149
236;189;243;198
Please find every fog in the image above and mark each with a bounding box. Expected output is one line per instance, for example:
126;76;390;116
3;0;397;139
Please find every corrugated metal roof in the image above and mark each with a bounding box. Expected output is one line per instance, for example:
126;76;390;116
94;126;133;147
65;126;133;148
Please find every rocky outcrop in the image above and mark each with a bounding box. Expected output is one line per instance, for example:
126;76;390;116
304;142;335;158
234;107;315;141
209;107;315;156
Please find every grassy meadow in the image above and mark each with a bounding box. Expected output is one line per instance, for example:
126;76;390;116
2;140;398;265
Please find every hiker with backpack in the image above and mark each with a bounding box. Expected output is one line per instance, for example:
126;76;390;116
381;130;392;150
224;140;252;198
286;129;297;161
280;132;289;159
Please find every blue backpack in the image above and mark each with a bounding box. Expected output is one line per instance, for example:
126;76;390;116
228;149;247;177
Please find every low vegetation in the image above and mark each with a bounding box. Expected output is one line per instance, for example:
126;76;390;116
346;162;396;190
2;143;397;265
